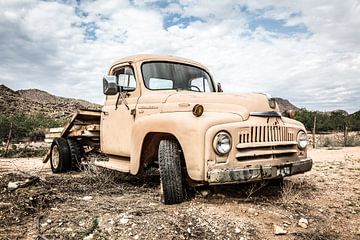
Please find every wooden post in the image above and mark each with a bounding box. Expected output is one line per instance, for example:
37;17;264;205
4;122;13;157
344;123;348;147
312;114;316;148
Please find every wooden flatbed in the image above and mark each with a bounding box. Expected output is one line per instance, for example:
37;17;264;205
43;109;101;163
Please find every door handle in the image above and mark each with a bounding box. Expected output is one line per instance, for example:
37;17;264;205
102;111;109;116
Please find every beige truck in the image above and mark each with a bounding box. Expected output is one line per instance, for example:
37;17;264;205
44;54;312;204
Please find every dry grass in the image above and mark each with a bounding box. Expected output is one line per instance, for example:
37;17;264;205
80;162;120;188
293;220;339;240
244;181;269;200
280;180;302;203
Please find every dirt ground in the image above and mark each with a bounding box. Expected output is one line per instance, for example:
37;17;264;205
0;147;359;240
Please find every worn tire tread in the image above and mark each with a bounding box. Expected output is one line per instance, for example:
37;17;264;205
67;139;84;171
158;139;184;204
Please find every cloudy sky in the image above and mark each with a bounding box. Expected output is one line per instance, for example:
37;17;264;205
1;0;359;113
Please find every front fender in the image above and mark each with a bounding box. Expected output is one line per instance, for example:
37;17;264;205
130;112;242;181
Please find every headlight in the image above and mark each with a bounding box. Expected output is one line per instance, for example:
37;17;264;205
297;131;307;149
213;131;232;155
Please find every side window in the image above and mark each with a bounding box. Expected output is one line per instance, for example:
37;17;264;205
190;77;211;92
116;67;136;89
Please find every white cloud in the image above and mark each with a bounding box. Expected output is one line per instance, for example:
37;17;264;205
0;0;359;113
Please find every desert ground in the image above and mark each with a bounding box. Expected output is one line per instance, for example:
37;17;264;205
0;147;359;240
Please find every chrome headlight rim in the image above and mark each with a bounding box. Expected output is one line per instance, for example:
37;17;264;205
213;131;232;156
297;131;308;149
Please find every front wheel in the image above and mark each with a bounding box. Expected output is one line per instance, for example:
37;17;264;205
50;138;71;173
158;139;185;204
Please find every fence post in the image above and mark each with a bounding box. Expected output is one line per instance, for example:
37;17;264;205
4;122;13;157
344;123;348;147
312;114;316;148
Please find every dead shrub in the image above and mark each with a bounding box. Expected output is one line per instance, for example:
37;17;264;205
345;135;360;147
81;162;118;187
323;137;333;148
293;220;339;240
280;180;302;204
244;181;269;200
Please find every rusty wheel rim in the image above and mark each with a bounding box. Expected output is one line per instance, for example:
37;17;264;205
51;145;60;168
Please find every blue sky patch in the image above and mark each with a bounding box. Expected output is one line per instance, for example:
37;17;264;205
130;0;174;9
73;21;98;41
237;5;309;35
248;18;308;34
83;21;97;41
163;13;205;29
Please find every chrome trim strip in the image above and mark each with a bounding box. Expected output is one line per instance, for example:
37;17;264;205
250;111;282;117
236;141;297;149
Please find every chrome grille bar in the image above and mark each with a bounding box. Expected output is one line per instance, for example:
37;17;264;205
239;125;295;144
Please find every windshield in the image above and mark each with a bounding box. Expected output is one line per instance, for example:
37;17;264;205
141;62;215;92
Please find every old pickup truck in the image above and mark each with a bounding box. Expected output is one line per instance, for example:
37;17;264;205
44;54;312;204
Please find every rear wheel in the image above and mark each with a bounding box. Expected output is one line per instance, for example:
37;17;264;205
50;138;71;173
158;139;185;204
67;139;84;171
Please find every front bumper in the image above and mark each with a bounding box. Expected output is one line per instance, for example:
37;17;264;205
207;158;312;184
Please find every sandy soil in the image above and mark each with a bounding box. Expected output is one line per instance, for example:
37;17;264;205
0;147;359;240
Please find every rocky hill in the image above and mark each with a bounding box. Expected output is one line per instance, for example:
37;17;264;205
275;97;299;112
0;84;100;119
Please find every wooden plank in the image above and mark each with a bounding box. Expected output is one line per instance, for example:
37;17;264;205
60;111;80;138
68;129;100;137
43;149;51;163
49;127;64;133
85;124;100;131
45;132;61;138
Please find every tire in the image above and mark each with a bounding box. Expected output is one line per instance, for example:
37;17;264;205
50;138;71;173
158;139;185;204
67;139;84;171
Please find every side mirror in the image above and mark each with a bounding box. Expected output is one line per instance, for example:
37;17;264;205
103;76;118;95
217;82;223;92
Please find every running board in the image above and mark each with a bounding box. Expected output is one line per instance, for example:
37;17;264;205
93;156;130;172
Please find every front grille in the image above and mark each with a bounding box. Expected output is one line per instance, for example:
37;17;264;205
239;125;294;144
236;125;297;161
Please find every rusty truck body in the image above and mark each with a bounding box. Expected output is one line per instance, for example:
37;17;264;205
44;54;312;204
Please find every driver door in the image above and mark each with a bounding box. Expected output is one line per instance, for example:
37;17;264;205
101;65;139;157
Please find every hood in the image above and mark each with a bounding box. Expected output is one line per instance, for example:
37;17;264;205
161;92;277;120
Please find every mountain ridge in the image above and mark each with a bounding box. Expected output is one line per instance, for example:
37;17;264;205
0;84;100;119
274;97;299;112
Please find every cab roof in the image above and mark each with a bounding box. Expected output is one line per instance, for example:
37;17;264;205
110;54;210;73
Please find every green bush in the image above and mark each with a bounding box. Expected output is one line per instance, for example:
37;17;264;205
348;111;360;131
0;113;66;142
294;109;359;132
323;137;333;147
